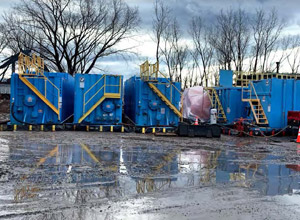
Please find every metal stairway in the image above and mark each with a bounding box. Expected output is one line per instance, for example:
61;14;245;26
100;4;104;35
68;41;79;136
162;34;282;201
147;82;182;117
205;88;227;123
78;75;121;123
18;53;61;119
242;82;268;125
140;61;182;119
18;75;59;116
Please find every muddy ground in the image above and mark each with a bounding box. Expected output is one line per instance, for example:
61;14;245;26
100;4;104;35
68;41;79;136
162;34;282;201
0;131;300;219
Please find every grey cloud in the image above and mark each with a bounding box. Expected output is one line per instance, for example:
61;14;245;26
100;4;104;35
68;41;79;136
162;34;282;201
126;0;300;30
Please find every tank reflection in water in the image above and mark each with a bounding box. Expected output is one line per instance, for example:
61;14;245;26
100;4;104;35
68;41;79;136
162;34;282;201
10;144;121;204
1;142;300;218
122;146;179;194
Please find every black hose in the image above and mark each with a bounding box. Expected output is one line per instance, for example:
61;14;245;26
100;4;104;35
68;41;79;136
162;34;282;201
11;102;33;125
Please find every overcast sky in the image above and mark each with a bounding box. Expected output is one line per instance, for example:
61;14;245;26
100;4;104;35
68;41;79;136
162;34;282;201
1;0;300;77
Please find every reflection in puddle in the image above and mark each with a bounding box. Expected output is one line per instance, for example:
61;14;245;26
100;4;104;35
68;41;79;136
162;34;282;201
3;143;300;208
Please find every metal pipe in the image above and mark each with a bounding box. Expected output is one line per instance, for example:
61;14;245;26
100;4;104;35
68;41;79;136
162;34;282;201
276;62;280;73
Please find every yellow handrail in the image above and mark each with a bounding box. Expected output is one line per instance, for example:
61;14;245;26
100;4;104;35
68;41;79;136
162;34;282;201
249;81;260;101
85;85;105;107
84;75;105;100
83;75;106;113
18;53;60;118
83;75;122;113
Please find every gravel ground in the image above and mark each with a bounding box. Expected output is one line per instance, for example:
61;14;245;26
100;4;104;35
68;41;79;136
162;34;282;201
0;131;300;219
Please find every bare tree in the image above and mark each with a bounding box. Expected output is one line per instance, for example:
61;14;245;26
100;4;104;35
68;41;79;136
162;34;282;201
152;0;170;64
0;24;12;81
160;20;176;80
251;9;284;72
159;18;188;85
190;16;214;87
209;8;250;75
232;8;250;72
283;35;300;73
171;20;189;84
1;0;139;75
210;9;235;70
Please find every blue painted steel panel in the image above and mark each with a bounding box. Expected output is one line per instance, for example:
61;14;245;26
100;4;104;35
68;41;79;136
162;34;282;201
10;72;74;125
249;78;300;129
215;87;248;124
219;70;233;87
73;74;123;125
124;76;181;126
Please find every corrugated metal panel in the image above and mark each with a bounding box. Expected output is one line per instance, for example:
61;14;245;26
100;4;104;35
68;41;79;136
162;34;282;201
251;78;300;129
124;76;181;126
10;72;74;125
215;87;248;124
73;74;123;125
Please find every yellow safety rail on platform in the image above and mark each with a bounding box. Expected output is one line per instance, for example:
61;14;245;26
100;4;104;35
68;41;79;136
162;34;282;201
234;71;300;87
242;81;268;125
78;75;121;123
205;88;227;123
148;82;182;117
140;61;182;118
18;53;60;119
140;61;159;81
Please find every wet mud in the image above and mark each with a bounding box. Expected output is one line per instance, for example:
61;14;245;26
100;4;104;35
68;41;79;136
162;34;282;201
0;132;300;219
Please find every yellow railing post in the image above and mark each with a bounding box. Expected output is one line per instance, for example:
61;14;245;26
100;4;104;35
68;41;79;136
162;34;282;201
104;75;106;94
18;53;60;120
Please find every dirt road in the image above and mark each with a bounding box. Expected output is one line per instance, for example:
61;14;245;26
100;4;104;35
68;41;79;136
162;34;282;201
0;131;300;219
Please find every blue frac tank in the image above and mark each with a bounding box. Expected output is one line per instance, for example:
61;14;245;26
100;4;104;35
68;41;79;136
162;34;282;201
73;74;123;125
124;76;181;127
10;72;74;125
215;87;248;124
248;78;300;129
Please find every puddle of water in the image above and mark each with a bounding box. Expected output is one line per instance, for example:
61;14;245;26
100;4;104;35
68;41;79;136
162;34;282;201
1;142;300;217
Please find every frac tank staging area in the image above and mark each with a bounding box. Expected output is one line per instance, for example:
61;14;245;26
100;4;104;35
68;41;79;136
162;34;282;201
0;131;300;219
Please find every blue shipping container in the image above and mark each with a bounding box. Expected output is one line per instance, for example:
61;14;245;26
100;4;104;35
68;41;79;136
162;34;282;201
215;87;248;124
124;76;181;127
73;74;123;125
248;78;300;129
10;72;74;125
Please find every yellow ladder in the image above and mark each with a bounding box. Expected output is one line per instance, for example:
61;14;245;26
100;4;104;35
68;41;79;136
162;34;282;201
205;88;227;123
19;75;60;117
148;82;182;118
78;93;121;123
18;53;60;119
242;82;268;125
78;75;121;123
